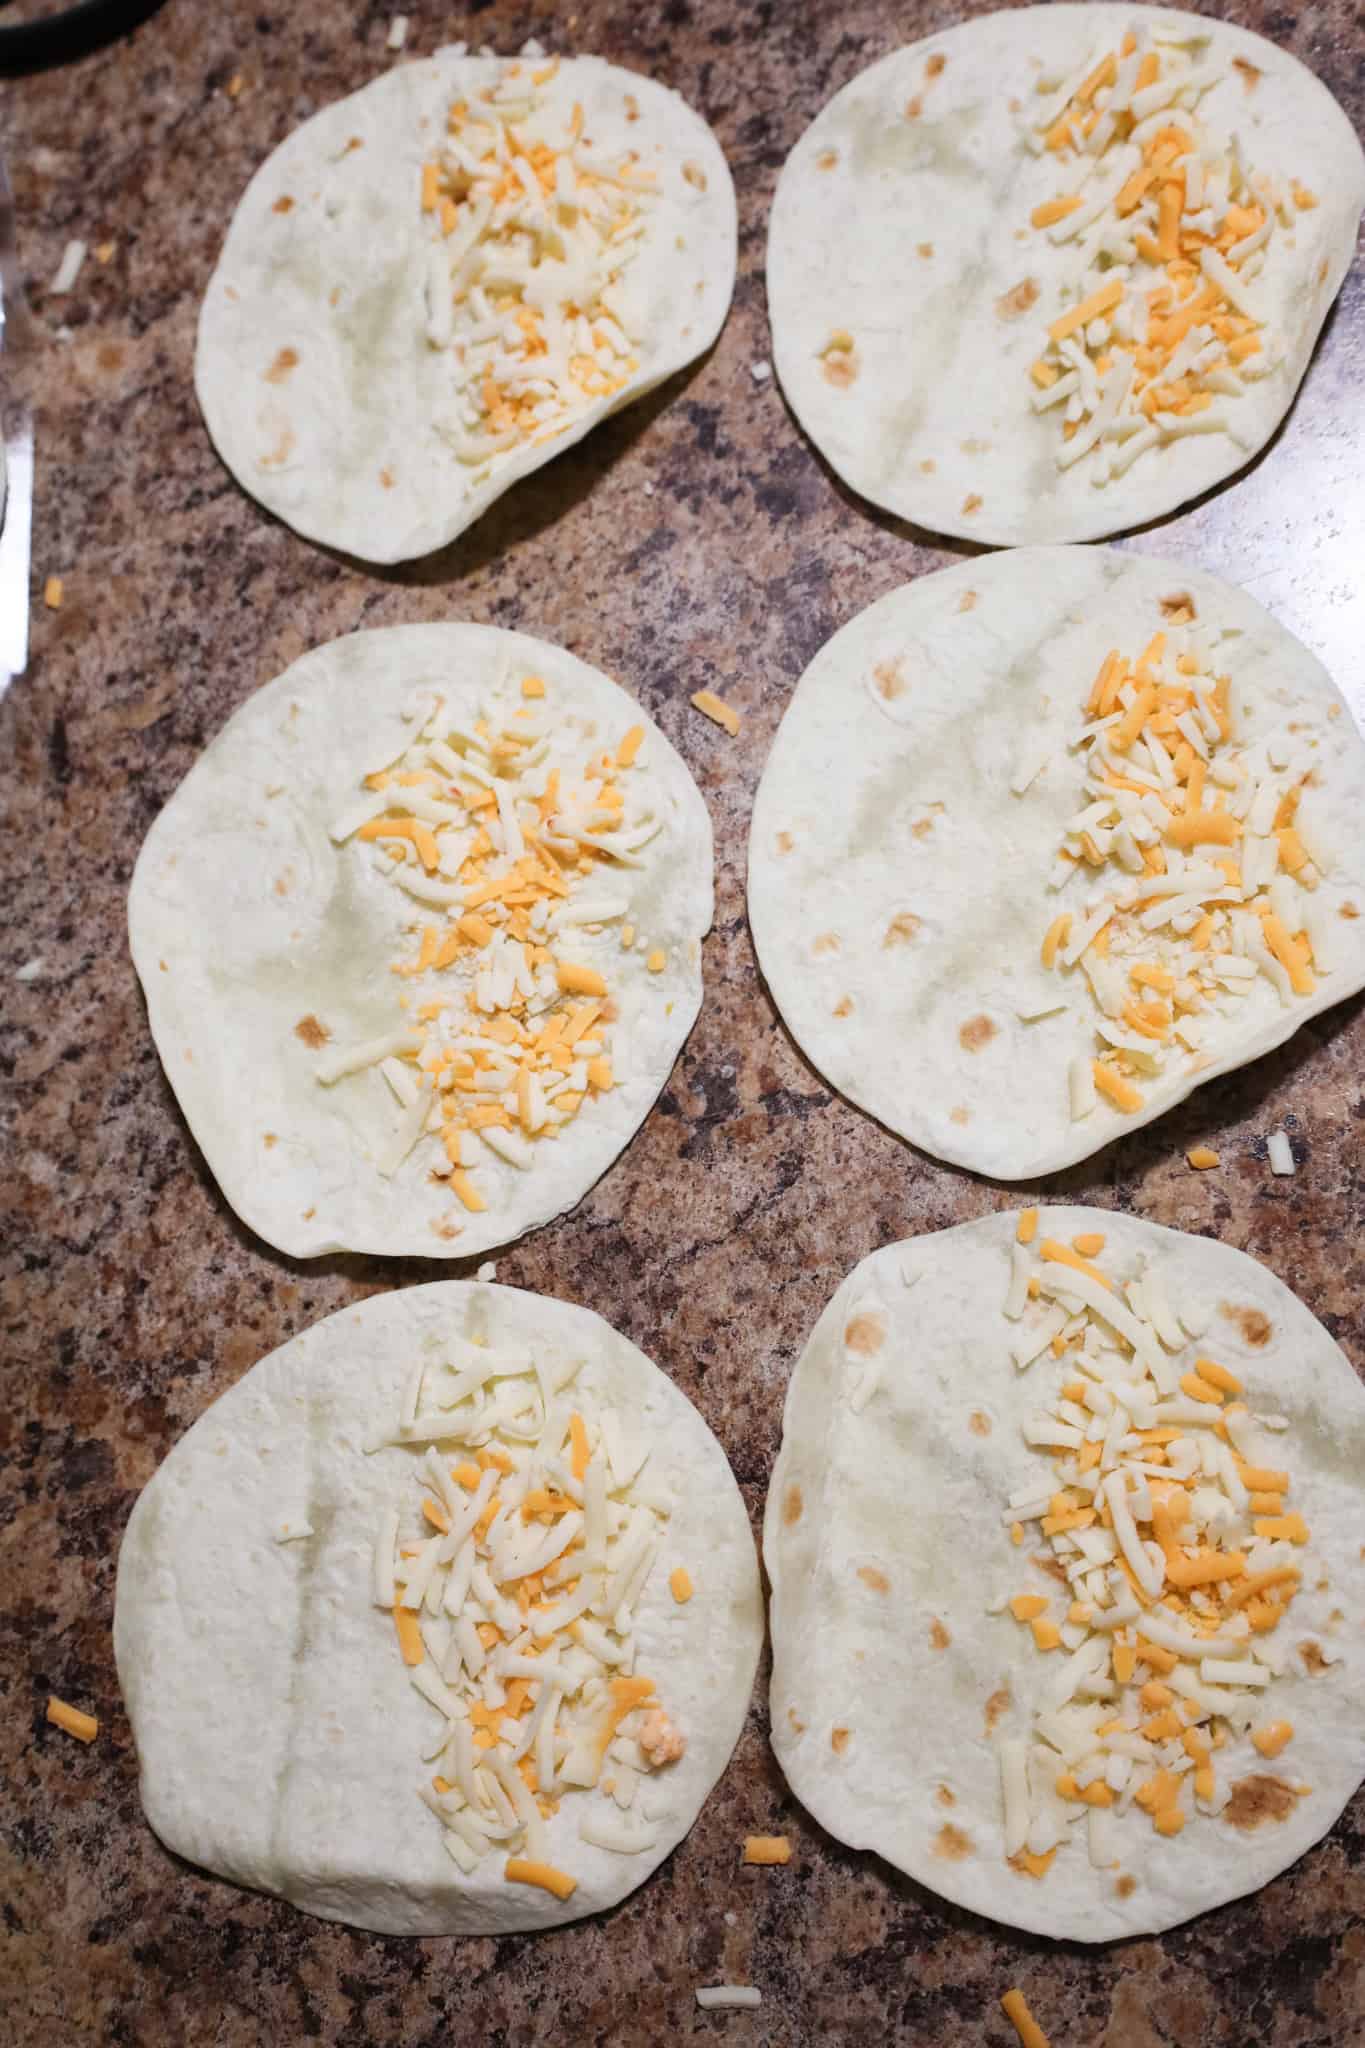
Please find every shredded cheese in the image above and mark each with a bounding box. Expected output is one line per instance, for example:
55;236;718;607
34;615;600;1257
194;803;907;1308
1021;28;1297;483
46;1696;98;1743
378;1339;687;1895
742;1834;792;1865
1036;600;1325;1124
43;575;64;611
317;668;672;1219
690;688;741;736
991;1220;1319;1887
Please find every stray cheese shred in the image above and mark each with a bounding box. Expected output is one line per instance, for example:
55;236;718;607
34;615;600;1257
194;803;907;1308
990;1221;1319;1885
742;1834;792;1865
1037;599;1325;1124
690;688;741;737
376;1339;687;1892
1020;24;1303;483
318;666;674;1220
1001;1988;1051;2048
46;1696;99;1743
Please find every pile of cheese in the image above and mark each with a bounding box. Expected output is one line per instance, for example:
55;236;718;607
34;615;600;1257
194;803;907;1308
1029;604;1333;1122
420;58;654;470
373;1339;689;1899
320;664;668;1214
992;1213;1322;1877
1019;22;1316;484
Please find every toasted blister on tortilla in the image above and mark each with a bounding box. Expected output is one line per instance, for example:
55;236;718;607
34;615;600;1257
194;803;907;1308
767;6;1364;545
115;1282;763;1934
747;546;1365;1180
764;1210;1365;1941
196;49;736;561
128;623;712;1257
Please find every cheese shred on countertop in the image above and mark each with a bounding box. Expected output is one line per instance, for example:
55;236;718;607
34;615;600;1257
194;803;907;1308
690;689;741;737
376;1341;688;1894
1019;23;1309;484
989;1223;1322;1887
46;1696;99;1743
1032;603;1327;1126
742;1834;792;1865
1001;1988;1051;2048
318;668;674;1219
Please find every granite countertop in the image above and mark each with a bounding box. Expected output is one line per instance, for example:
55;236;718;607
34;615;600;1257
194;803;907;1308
4;2;1365;2041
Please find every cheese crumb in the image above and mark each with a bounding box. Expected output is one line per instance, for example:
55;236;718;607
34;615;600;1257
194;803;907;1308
749;359;772;384
1001;1988;1050;2048
696;1988;762;2011
1267;1129;1294;1175
690;688;741;737
742;1834;792;1865
46;1696;99;1743
43;575;64;610
669;1565;694;1603
386;13;409;48
1187;1145;1221;1170
49;239;86;295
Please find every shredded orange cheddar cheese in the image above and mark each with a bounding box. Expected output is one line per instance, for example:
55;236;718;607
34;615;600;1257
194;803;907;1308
743;1835;792;1865
46;1696;98;1743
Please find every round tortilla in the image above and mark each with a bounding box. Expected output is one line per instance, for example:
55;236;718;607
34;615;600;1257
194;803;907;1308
197;50;736;562
767;5;1364;545
747;546;1365;1180
114;1280;763;1935
128;623;712;1257
764;1209;1365;1941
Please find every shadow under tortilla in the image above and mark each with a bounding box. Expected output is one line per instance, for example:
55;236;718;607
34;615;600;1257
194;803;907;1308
317;348;717;595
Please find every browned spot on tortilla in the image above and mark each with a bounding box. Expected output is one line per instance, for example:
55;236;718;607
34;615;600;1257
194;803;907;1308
1232;56;1262;90
959;1014;996;1052
816;149;838;172
787;1706;806;1734
905;96;923;119
844;1313;884;1357
263;1132;278;1149
294;1014;330;1048
873;658;907;701
831;1726;850;1754
962;493;983;516
912;817;936;839
926;53;946;78
1301;1640;1329;1675
995;277;1039;321
985;1688;1010;1734
858;1565;890;1594
883;912;920;948
783;1483;803;1526
956;588;978;613
832;996;854;1017
1224;1775;1301;1830
937;1784;956;1806
265;347;299;384
823;348;858;389
930;1619;951;1650
1222;1303;1272;1347
969;1410;991;1437
812;931;841;955
273;871;293;896
261;426;296;469
1116;1874;1137;1898
344;136;363;154
776;831;794;854
1341;901;1360;919
158;959;168;972
379;468;395;489
1032;1551;1069;1585
917;242;934;259
950;1106;970;1125
432;1217;462;1240
1160;591;1196;621
624;93;640;121
919;457;936;473
934;1824;972;1860
682;160;707;190
273;194;294;213
1318;257;1330;285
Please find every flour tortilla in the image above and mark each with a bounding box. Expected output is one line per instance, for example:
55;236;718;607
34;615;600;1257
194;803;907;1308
115;1281;762;1934
128;623;712;1257
765;1209;1365;1940
767;6;1364;545
197;51;735;562
747;546;1365;1180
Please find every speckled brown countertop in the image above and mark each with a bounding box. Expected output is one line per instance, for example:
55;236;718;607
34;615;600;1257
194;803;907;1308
4;2;1365;2041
